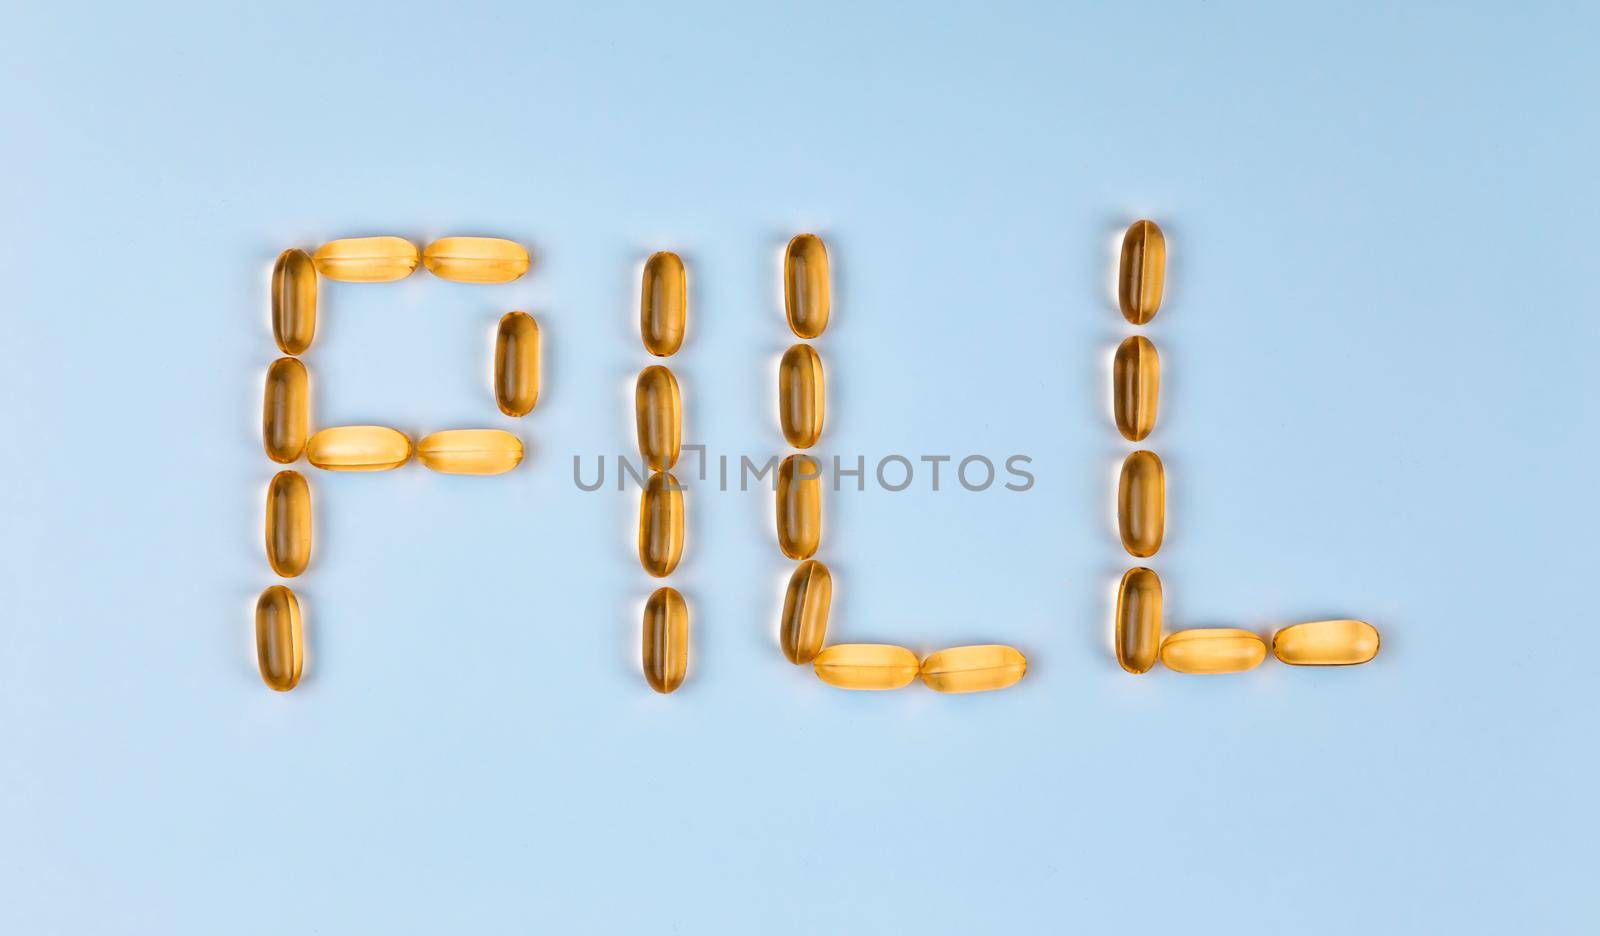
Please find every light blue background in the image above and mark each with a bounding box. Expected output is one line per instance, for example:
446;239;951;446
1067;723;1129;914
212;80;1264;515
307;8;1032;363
3;1;1595;932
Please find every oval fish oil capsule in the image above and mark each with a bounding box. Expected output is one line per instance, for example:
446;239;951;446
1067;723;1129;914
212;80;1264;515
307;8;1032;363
1112;335;1159;442
640;251;687;356
312;236;419;282
1116;566;1162;674
1273;619;1380;666
271;248;317;355
776;454;822;560
778;343;825;449
263;357;309;464
494;311;540;417
305;426;412;472
1160;629;1266;674
265;470;311;578
422;236;530;284
255;585;303;692
919;645;1028;694
635;365;682;471
638;471;685;577
813;644;919;690
642;586;689;694
1117;450;1165;558
779;559;832;664
784;233;830;339
1118;219;1166;325
416;429;524;475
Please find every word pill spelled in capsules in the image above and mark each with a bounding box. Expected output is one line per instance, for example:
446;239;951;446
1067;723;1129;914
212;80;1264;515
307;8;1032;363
494;312;541;417
271;248;317;355
1112;335;1160;442
641;586;689;693
255;585;304;692
263;357;309;464
312;236;419;282
1273;619;1380;665
776;454;822;560
784;234;830;339
1116;566;1163;674
423;237;530;284
778;343;825;449
779;559;832;664
1117;450;1166;558
813;644;920;690
638;472;685;577
635;365;682;471
640;251;687;356
265;470;311;578
416;430;524;475
306;426;412;472
1118;220;1166;325
1160;629;1266;674
919;645;1028;694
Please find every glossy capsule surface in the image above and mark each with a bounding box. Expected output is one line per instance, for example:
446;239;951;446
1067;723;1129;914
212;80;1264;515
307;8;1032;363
640;251;687;356
306;426;412;471
494;312;540;417
1160;629;1266;674
1273;619;1381;666
1118;450;1165;558
422;236;530;284
312;236;419;282
776;454;821;560
1116;566;1163;674
265;470;311;578
271;248;317;355
638;471;684;577
416;429;524;475
919;645;1028;693
778;343;825;449
263;357;308;464
779;560;832;664
255;585;303;692
1112;335;1159;442
813;644;919;690
635;365;682;470
642;586;689;694
784;233;830;338
1118;219;1166;325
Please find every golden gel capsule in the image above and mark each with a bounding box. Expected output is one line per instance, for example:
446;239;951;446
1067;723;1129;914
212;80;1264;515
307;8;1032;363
635;365;682;471
263;357;309;464
255;585;303;692
494;311;540;417
1116;566;1163;674
778;343;825;449
265;470;311;578
919;645;1028;694
1273;619;1381;666
271;248;317;355
779;559;832;664
1118;219;1166;325
784;233;830;338
416;429;524;475
1118;450;1165;558
306;426;412;471
312;236;419;282
813;644;919;690
776;454;822;560
638;471;685;577
1112;335;1159;442
642;586;689;693
640;251;687;356
422;236;530;284
1160;629;1267;674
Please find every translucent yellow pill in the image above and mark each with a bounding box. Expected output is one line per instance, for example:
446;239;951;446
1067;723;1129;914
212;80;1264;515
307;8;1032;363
494;311;540;417
416;429;524;475
255;585;303;692
1118;219;1165;325
635;365;682;471
813;644;919;690
265;470;311;578
1160;629;1266;674
306;426;412;471
1116;566;1162;674
641;251;687;356
919;645;1028;693
263;357;308;464
422;236;530;284
1273;620;1381;666
776;454;821;560
312;236;419;282
1118;450;1165;559
271;248;317;355
1112;335;1159;442
639;471;684;577
779;559;832;664
784;233;830;338
642;586;689;694
778;343;825;449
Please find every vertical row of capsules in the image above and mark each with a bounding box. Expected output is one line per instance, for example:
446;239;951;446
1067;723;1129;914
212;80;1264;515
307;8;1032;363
257;235;538;691
637;252;690;693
